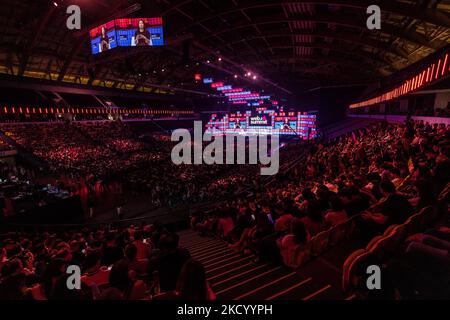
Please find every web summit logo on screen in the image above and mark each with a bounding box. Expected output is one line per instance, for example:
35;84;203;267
249;115;269;126
171;121;279;176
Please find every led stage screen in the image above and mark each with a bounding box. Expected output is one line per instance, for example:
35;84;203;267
90;18;164;55
274;117;298;130
205;112;317;139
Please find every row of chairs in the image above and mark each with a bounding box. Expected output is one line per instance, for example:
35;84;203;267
287;186;396;269
342;205;437;294
341;178;450;295
289;187;398;269
288;215;359;269
342;181;450;295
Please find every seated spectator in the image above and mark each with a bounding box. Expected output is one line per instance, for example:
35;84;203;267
278;218;310;268
28;258;66;300
99;259;147;300
300;201;327;236
51;274;93;300
101;233;124;267
324;195;348;226
339;186;371;217
0;272;26;300
217;211;235;239
408;178;436;209
132;231;152;261
124;244;147;276
384;226;450;299
390;168;404;188
362;180;414;227
274;206;294;234
81;250;110;288
405;233;450;268
148;233;191;292
229;207;252;242
175;259;215;300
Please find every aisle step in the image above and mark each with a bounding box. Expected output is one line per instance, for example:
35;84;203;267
179;229;345;300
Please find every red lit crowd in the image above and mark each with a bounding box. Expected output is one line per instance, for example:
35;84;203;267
191;120;450;297
0;119;449;300
0;223;214;300
0;121;304;210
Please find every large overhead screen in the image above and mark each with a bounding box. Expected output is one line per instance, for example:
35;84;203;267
90;18;164;55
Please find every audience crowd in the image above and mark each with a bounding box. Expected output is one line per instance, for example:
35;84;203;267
0;121;305;211
0;223;215;300
191;120;450;269
0;119;448;300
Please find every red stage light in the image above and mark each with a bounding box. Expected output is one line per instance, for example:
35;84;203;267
443;54;449;75
350;51;450;109
436;59;442;79
211;82;224;88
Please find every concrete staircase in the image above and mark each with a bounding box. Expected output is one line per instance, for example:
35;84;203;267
178;229;354;300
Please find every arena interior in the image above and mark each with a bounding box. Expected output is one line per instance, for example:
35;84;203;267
0;0;449;303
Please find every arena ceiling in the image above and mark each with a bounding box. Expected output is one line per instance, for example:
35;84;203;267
1;0;450;98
